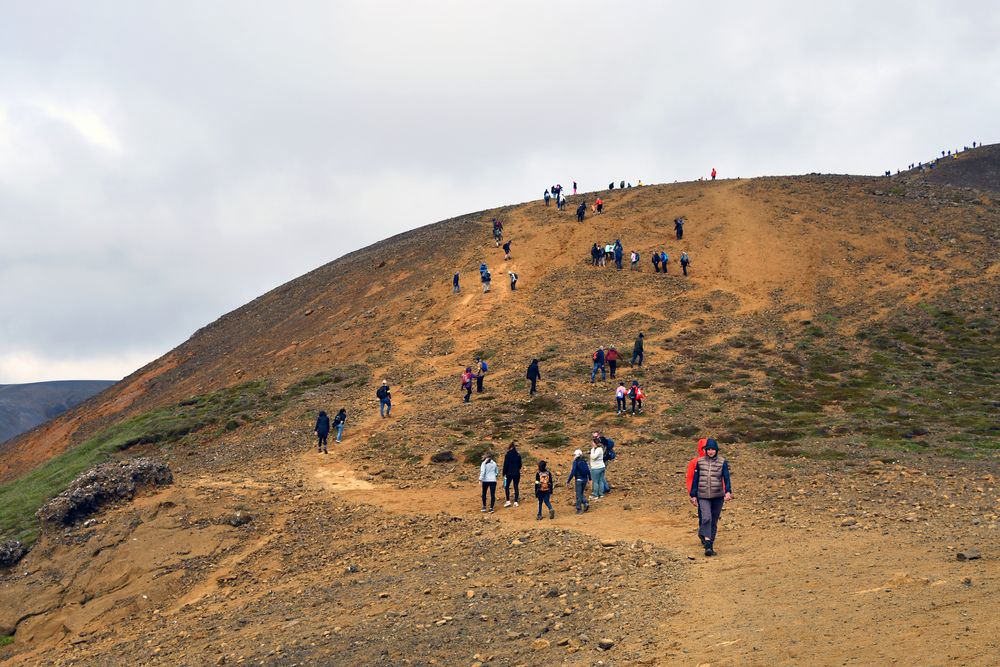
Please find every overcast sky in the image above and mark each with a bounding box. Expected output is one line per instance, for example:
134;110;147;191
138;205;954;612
1;1;997;383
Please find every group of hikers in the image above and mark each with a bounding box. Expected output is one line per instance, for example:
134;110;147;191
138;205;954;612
313;408;348;453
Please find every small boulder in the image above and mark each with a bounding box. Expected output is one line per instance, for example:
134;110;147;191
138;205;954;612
226;511;252;527
0;539;27;568
431;451;456;463
956;548;981;561
598;639;615;650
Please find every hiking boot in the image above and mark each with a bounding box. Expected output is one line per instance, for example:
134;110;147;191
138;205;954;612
489;508;494;513
513;501;519;507
536;515;542;520
549;509;555;520
704;541;716;557
504;501;512;508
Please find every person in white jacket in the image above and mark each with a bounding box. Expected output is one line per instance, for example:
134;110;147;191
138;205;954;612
589;439;606;500
480;453;499;513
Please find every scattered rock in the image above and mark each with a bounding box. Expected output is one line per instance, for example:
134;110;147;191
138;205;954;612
841;518;857;527
431;450;456;463
532;639;550;650
0;539;27;568
598;638;615;650
226;511;252;527
956;548;981;561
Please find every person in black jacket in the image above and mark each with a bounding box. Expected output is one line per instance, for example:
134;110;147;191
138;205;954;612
314;410;330;453
332;408;347;443
502;441;523;507
631;333;644;367
526;359;541;395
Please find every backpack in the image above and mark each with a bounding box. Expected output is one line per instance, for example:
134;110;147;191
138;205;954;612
538;470;552;492
484;271;491;281
604;438;616;461
593;351;599;361
376;386;388;399
481;361;488;372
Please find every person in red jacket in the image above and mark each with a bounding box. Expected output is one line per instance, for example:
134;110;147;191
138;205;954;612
606;345;620;379
711;167;717;180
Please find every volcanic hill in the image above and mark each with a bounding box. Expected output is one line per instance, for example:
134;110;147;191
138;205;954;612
0;146;998;665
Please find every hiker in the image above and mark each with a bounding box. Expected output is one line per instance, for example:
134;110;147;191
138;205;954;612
606;345;619;379
630;250;639;271
589;437;607;499
453;272;460;293
493;218;503;246
680;251;690;276
614;240;623;270
594;432;615;494
509;271;518;290
686;438;710;544
628;380;645;414
482;269;491;293
604;243;614;265
608;181;614;190
377;381;392;418
314;410;330;453
620;180;625;189
660;251;668;274
526;358;541;395
674;217;684;240
595;197;604;214
631;333;644;367
534;460;555;520
591;346;606;383
475;357;488;392
652;251;661;273
503;240;512;260
576;201;586;223
573;180;577;195
566;449;591;514
591;243;601;266
480;453;499;513
711;167;717;180
544;189;551;206
502;441;522;507
461;366;474;402
615;382;627;415
332;408;347;443
558;192;566;210
689;439;732;556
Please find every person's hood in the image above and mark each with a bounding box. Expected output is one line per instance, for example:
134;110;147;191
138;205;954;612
697;438;708;456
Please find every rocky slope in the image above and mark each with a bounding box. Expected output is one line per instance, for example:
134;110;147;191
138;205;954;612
0;150;997;665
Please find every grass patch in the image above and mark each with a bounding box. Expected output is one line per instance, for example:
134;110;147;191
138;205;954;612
532;433;570;449
0;635;12;647
524;396;560;415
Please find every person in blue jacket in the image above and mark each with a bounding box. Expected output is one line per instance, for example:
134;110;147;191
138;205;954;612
689;440;733;557
591;346;606;383
565;449;591;514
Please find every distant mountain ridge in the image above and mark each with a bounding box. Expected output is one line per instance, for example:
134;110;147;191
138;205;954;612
0;380;115;445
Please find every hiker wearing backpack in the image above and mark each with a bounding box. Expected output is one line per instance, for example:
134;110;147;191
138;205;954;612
492;218;503;246
376;381;391;418
628;380;645;415
480;453;499;513
591;346;606;383
544;189;551;206
576;201;586;223
475;357;488;393
314;410;330;454
689;440;732;556
526;358;541;395
674;217;685;240
652;252;661;273
461;367;474;403
502;240;512;260
680;251;690;276
661;251;668;274
630;250;639;271
453;272;460;293
606;345;620;379
332;408;347;443
534;460;555;520
686;437;710;545
615;382;627;415
508;271;518;290
502;441;522;507
631;333;644;367
482;269;491;293
589;437;607;499
614;240;623;270
593;432;616;493
565;449;591;514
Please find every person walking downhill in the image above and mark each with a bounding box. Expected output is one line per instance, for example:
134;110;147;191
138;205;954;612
535;460;555;520
332;408;347;443
461;366;474;403
377;381;392;418
589;437;607;500
480;453;499;513
566;450;591;514
475;357;488;393
482;268;491;293
606;345;619;379
502;441;522;507
508;271;518;290
686;437;710;545
615;382;627;415
674;217;685;240
689;440;733;556
652;251;661;273
631;333;644;367
503;240;512;260
314;410;330;454
591;346;606;383
577;201;586;223
453;272;460;293
526;358;541;395
680;251;690;277
544;189;551;206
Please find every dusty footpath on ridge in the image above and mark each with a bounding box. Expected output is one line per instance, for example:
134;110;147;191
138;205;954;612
1;151;999;665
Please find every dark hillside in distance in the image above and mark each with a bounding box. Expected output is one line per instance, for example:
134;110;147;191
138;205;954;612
0;381;115;445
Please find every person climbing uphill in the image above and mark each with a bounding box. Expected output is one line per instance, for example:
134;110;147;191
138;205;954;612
674;217;685;240
615;382;627;415
591;346;606;383
492;218;503;246
376;381;392;418
503;240;512;260
332;408;347;443
566;449;591;514
475;357;488;393
502;441;522;508
480;452;499;513
526;358;541;395
606;345;619;379
544;189;551;206
461;366;474;403
535;460;555;520
631;333;644;367
589;436;607;500
689;440;732;556
628;380;645;415
453;272;460;293
680;251;690;277
577;201;586;223
508;271;518;290
314;410;330;454
482;268;491;293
